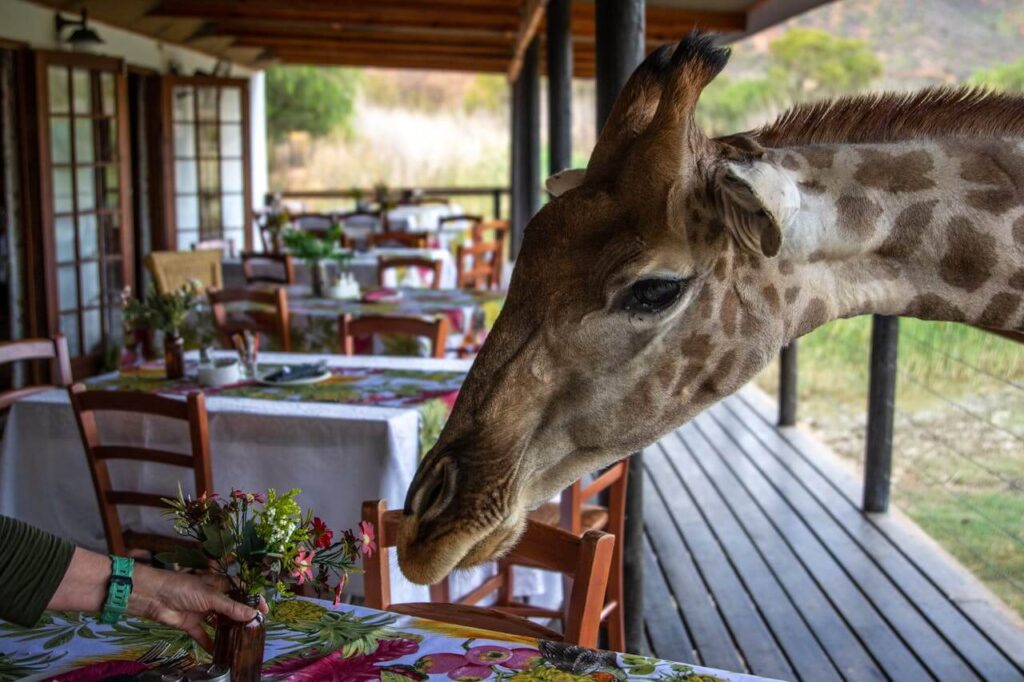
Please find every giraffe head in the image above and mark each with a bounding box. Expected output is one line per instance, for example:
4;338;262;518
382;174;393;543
398;33;802;585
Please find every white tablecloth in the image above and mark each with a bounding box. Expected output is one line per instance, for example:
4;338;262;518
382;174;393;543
0;352;559;607
224;248;458;290
343;204;470;253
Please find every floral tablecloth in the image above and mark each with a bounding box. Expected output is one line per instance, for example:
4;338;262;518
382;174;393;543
0;599;775;681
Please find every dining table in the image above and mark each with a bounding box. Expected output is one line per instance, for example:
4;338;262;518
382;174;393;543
0;597;777;681
0;352;556;608
222;247;460;291
343;203;473;253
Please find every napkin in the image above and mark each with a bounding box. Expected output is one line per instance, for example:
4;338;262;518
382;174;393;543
362;288;402;303
261;362;327;383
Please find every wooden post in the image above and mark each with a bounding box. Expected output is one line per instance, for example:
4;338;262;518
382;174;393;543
492;189;502;220
547;0;572;176
595;0;645;654
509;36;540;259
778;341;798;426
863;314;899;512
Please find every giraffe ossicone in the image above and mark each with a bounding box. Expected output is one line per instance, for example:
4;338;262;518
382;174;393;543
397;31;1024;586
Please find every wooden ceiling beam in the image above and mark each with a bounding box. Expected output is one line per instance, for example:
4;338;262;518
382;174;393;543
571;5;747;39
194;21;517;45
507;0;547;82
234;35;512;54
273;51;509;73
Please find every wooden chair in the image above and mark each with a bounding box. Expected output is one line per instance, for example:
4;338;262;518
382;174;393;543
207;287;292;352
240;252;296;285
456;240;501;290
369;231;430;249
145;250;223;294
291;212;339;232
377;257;443;290
438;214;482;231
416;196;451;206
0;335;72;411
340;208;389;233
473;220;509;287
362;500;614;648
68;384;213;557
340;315;449;359
191;238;236;259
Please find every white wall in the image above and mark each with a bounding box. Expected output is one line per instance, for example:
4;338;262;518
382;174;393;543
249;71;268;216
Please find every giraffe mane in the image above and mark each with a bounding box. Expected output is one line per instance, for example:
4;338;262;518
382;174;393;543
751;86;1024;148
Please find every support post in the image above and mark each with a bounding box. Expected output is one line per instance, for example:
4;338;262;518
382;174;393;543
595;0;645;654
547;0;572;176
863;314;899;512
509;37;540;259
778;341;798;426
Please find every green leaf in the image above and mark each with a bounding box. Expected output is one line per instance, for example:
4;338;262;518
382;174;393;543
201;522;236;559
156;547;210;570
42;628;74;650
77;625;96;639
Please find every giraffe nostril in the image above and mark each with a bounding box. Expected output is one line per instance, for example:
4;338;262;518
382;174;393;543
405;455;457;521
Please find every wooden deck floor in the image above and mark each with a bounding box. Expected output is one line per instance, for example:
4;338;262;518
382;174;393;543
640;385;1024;682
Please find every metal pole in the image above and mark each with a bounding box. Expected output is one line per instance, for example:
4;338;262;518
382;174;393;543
778;341;798;426
595;0;645;654
863;315;899;512
509;37;540;259
547;0;573;176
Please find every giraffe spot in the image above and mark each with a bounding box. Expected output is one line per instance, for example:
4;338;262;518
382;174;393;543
713;255;730;281
1010;269;1024;290
807;249;830;262
798;180;827;195
690;209;701;224
741;310;761;337
702;350;738;394
876;199;939;260
977;292;1022;328
837;194;884;238
801;146;836;169
794;298;829;337
720;290;739;337
966;189;1017;215
738;351;765;383
780;153;801;170
905;294;965;321
778;260;795;275
705;219;727;245
855;150;936;193
939;217;997;292
1014;215;1024;246
959;149;1009;186
762;285;781;313
784;286;801;304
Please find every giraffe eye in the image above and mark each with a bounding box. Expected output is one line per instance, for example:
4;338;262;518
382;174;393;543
625;278;686;314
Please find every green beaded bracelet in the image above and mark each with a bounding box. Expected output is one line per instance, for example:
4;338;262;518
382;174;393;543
100;555;134;624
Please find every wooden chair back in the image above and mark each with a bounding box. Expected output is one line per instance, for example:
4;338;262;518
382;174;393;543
339;208;389;232
417;196;451;206
339;315;449;359
438;214;482;231
473;220;509;286
191;238;236;259
240;252;296;285
369;231;430;249
377;257;443;290
291;212;338;231
456;240;501;290
68;384;213;556
207;287;292;352
362;500;614;648
145;250;223;294
0;335;73;411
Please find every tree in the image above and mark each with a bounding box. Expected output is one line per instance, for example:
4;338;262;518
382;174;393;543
265;66;360;141
970;57;1024;92
768;27;882;101
696;75;777;135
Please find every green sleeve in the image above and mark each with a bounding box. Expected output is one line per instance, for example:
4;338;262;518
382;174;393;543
0;516;76;627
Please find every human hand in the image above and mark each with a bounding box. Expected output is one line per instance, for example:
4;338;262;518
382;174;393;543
128;565;268;651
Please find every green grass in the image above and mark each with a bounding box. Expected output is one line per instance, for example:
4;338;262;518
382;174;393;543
755;317;1024;617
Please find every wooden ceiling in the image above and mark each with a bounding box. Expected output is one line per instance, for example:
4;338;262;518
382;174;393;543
32;0;835;78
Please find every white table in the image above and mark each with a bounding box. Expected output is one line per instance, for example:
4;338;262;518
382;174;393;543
0;352;559;606
343;203;470;252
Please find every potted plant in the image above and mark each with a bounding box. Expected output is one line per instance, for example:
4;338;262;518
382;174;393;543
159;487;372;681
264;208;292;254
119;286;154;367
282;224;352;298
147;281;201;379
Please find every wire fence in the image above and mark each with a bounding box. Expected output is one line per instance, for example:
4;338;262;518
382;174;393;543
756;318;1024;618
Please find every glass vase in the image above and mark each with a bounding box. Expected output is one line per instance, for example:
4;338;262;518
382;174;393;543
163;335;185;380
212;593;266;682
310;258;330;298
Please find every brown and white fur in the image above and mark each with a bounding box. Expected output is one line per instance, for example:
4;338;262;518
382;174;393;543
397;33;1024;585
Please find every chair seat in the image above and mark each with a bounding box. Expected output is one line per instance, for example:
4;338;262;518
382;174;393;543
388;602;563;642
528;503;609;532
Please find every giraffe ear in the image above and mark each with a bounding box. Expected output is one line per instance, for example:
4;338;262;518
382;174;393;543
546;169;586;197
713;160;800;258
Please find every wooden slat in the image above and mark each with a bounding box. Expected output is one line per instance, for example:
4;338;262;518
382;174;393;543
571;4;747;39
654;431;843;681
734;385;1024;676
93;445;195;468
106;491;173;508
642;535;696;663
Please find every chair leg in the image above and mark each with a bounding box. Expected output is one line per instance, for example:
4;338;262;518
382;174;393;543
430;579;451;603
606;545;626;651
495;559;514;606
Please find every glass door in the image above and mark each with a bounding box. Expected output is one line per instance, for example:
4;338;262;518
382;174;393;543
35;51;132;375
162;76;250;254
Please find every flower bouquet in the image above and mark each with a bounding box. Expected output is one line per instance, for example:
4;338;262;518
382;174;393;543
158;486;374;681
281;224;353;297
119;281;202;379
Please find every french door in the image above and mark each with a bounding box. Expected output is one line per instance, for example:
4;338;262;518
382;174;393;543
34;51;132;376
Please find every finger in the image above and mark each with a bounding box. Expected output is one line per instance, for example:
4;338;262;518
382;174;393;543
211;592;259;623
184;621;213;653
199;573;233;593
258;596;269;614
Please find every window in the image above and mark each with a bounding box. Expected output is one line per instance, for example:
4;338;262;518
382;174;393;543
34;52;131;373
163;77;250;253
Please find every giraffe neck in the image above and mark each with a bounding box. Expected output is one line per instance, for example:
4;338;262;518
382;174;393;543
766;138;1024;341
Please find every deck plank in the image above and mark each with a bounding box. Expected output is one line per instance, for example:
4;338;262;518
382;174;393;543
642;535;695;662
724;389;1024;680
646;444;797;680
672;417;887;682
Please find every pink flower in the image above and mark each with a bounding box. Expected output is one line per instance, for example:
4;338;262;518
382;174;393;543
419;653;468;674
358;520;376;557
292;548;316;585
447;664;492;681
506;648;542;670
311;516;334;549
465;645;511;665
230;489;265;504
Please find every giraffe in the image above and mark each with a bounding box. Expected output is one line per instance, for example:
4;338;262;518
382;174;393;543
397;32;1024;586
